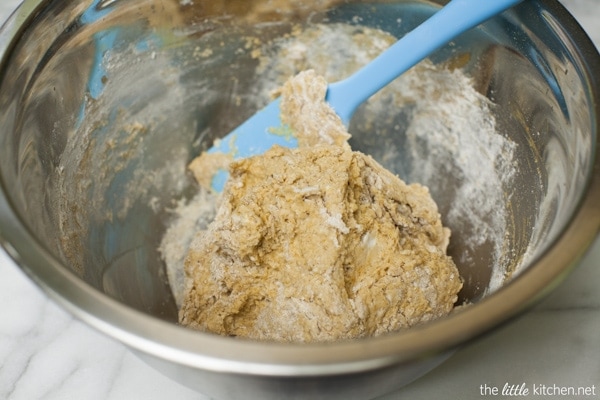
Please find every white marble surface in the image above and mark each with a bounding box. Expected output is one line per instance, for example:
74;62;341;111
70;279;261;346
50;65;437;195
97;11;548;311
0;1;599;399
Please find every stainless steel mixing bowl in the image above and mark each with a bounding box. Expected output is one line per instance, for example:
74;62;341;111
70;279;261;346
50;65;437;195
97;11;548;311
0;0;598;399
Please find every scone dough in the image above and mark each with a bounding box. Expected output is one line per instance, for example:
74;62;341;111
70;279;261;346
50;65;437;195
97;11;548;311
180;70;462;342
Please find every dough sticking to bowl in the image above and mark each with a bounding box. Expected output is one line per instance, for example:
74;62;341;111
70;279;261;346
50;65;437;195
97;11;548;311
179;70;462;342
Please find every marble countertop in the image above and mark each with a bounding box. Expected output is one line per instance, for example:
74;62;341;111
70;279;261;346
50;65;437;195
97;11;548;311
0;1;599;399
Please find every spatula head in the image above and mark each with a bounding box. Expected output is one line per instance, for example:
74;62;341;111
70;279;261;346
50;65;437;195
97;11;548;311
207;98;298;191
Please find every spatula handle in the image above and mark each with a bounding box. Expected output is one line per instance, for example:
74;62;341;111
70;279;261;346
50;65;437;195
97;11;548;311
326;0;525;125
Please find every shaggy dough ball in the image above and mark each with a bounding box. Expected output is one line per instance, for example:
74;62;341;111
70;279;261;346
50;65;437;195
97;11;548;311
180;70;462;342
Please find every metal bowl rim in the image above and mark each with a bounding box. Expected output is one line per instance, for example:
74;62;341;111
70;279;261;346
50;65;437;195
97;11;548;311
0;0;598;377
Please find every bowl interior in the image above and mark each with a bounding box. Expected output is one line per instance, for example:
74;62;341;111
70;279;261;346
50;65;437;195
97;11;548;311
0;0;596;324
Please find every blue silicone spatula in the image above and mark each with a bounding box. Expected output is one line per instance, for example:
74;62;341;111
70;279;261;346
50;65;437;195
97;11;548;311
208;0;524;191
